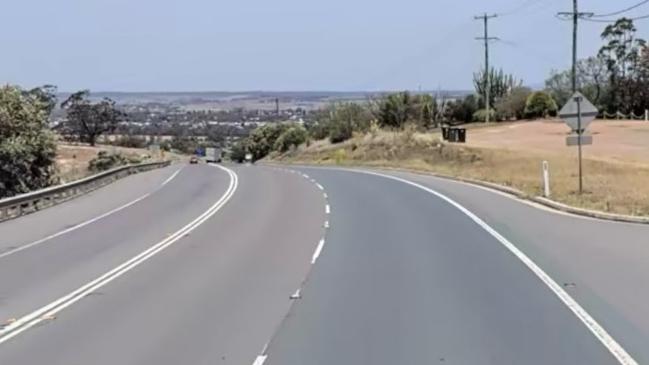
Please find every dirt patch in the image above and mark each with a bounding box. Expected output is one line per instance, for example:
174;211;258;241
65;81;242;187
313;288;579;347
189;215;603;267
466;119;649;166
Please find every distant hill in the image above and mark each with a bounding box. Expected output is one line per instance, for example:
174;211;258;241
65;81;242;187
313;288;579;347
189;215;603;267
56;90;474;111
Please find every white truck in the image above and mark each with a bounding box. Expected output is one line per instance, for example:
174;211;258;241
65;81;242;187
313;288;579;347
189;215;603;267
205;147;222;163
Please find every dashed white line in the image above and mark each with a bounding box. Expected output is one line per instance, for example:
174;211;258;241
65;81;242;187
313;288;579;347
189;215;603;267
0;165;238;345
325;204;331;214
0;167;183;260
316;183;324;190
311;238;325;264
324;221;329;228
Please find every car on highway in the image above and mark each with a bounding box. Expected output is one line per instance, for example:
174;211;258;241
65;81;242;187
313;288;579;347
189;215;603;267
189;155;199;164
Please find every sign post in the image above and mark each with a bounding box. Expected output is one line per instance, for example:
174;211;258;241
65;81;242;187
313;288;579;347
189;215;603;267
576;96;583;193
559;91;598;194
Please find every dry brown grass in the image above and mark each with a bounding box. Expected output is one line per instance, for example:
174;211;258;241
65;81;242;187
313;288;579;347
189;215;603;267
273;129;649;216
56;143;180;183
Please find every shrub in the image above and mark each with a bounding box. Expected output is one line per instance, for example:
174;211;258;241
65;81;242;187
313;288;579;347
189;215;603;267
274;126;308;152
307;121;330;140
525;91;558;119
0;85;58;198
229;141;248;163
113;135;148;148
328;117;353;144
88;151;129;173
495;86;532;120
448;95;479;123
472;109;497;123
246;123;292;161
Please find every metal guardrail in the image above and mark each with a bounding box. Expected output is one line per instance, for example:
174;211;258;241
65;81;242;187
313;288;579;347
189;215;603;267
0;161;171;223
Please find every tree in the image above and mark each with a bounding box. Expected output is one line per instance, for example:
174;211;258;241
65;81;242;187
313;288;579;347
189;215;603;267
524;91;558;119
447;95;478;124
598;18;647;113
61;90;125;146
495;86;532;120
473;68;522;108
0;85;58;198
246;123;291;161
375;92;442;129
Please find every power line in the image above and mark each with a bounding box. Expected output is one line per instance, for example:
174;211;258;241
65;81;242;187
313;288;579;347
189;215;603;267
582;13;649;23
591;0;649;18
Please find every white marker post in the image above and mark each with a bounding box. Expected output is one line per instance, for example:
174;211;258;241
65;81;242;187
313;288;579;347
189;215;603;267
542;161;550;198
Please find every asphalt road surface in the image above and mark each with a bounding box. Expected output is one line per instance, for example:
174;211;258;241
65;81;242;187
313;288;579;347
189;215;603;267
0;163;646;365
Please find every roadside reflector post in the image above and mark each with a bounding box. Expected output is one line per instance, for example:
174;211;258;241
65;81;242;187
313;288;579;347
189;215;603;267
645;109;648;121
542;161;550;198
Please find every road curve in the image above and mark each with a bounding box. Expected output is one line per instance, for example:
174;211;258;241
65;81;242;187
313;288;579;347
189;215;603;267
0;163;644;365
0;163;326;364
263;167;621;365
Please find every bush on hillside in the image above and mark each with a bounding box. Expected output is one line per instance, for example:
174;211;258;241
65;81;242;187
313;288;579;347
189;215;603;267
525;91;558;119
328;117;354;144
495;86;532;120
274;126;308;152
88;151;130;173
229;141;248;163
112;135;148;149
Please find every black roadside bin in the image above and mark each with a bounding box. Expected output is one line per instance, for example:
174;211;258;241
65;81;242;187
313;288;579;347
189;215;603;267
447;127;466;143
456;128;466;143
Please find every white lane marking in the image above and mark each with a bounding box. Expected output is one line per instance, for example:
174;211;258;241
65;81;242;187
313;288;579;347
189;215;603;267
316;183;324;191
311;239;325;264
302;173;310;179
0;167;184;260
160;167;183;187
252;355;268;365
344;168;638;365
324;221;329;228
323;192;328;199
0;165;238;345
325;204;330;214
289;288;302;299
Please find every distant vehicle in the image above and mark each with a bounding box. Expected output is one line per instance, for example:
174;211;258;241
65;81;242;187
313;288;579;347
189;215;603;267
205;147;222;163
189;155;199;164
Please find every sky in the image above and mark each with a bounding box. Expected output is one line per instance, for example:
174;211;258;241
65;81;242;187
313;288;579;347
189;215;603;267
2;0;649;92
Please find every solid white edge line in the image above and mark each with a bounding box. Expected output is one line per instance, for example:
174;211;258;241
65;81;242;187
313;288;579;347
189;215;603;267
311;238;325;264
160;167;183;187
0;164;238;344
344;168;637;365
252;355;268;365
0;167;184;260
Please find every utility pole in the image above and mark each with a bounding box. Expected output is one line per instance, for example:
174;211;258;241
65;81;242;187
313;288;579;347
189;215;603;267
558;0;593;93
474;13;498;123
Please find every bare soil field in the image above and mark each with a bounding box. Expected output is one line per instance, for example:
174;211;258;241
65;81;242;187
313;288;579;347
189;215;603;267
466;119;649;166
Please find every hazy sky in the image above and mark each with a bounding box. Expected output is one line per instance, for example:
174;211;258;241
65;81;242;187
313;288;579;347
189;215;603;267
2;0;649;92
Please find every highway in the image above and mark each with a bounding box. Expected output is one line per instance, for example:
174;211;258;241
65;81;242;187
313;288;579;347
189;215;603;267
0;163;646;364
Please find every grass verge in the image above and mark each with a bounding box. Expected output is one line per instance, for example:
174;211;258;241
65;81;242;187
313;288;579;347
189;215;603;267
271;130;649;217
